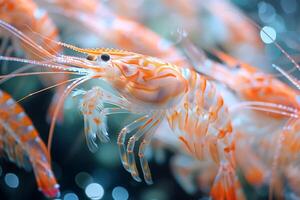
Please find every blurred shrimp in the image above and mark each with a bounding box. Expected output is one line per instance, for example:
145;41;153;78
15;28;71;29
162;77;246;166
0;89;59;198
38;0;191;69
162;0;264;64
200;0;263;55
0;0;67;123
182;39;300;118
212;50;300;111
106;0;145;21
226;40;300;199
0;21;240;199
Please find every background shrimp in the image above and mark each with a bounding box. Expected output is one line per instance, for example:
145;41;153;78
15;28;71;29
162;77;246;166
107;0;265;65
0;89;59;198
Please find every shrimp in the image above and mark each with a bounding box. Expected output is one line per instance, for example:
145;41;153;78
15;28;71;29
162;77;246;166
0;89;59;198
105;0;145;21
38;0;191;69
0;0;67;122
41;41;240;199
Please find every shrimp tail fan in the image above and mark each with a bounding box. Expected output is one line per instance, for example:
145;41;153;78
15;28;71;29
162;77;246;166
0;90;60;198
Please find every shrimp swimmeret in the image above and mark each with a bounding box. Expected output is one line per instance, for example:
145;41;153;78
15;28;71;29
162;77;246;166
0;89;60;198
0;19;240;199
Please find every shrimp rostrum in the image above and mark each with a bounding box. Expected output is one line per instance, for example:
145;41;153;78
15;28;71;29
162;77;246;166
0;20;236;198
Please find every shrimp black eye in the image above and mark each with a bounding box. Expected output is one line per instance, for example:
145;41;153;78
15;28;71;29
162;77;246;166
100;54;110;62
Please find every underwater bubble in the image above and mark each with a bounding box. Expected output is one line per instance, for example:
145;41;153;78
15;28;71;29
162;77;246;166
63;192;79;200
112;186;129;200
260;26;277;44
75;172;93;189
85;183;104;200
4;173;19;188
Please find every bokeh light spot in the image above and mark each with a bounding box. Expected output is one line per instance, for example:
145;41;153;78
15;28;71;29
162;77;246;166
63;192;79;200
85;183;104;200
4;173;19;188
260;26;276;44
112;186;129;200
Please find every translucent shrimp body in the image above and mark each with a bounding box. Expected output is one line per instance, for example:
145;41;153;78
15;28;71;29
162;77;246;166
61;45;237;198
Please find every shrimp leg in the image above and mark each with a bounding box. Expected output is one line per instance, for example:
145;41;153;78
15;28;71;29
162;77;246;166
117;116;148;174
138;125;159;185
127;115;161;183
80;87;129;152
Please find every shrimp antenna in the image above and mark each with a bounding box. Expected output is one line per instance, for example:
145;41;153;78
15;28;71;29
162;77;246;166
16;26;102;56
272;64;300;90
0;55;88;74
22;23;62;56
0;71;78;80
246;18;300;80
47;77;91;159
230;101;299;119
17;77;80;103
19;24;131;57
0;64;37;84
0;20;54;61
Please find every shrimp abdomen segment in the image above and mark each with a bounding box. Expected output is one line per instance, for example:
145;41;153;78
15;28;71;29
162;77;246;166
0;90;60;198
167;72;233;162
